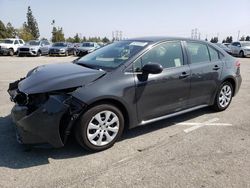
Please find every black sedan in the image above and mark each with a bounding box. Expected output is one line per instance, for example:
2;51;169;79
8;37;242;151
49;42;76;56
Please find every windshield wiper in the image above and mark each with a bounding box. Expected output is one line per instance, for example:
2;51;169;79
76;62;99;70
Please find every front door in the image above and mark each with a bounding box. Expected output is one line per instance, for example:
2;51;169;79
134;41;191;123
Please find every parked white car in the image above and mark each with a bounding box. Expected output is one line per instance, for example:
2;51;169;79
0;38;25;56
76;42;100;56
229;41;250;57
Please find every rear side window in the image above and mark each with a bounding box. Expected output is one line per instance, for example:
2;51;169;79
135;41;184;69
208;46;219;61
186;42;210;64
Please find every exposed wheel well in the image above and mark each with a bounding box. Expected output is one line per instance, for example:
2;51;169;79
223;78;236;96
87;99;130;130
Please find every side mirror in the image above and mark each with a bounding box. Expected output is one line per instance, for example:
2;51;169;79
142;63;163;74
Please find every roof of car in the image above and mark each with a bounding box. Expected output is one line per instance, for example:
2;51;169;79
127;36;202;43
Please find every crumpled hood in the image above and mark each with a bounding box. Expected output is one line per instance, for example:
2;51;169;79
18;63;106;94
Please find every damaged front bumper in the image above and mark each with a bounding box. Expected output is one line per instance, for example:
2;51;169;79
12;96;68;147
8;80;85;148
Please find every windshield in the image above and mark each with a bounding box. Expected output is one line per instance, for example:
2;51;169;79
2;39;14;44
81;43;94;47
53;42;67;47
241;42;250;47
77;40;148;70
28;41;40;46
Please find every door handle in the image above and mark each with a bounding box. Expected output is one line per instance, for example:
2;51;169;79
179;72;190;79
213;65;220;71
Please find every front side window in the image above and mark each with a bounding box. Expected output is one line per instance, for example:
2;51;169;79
14;40;19;44
134;41;184;70
186;42;210;64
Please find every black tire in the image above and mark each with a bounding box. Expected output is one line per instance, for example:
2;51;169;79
9;48;14;56
37;50;41;57
212;81;233;111
75;104;124;151
65;51;68;56
239;51;244;58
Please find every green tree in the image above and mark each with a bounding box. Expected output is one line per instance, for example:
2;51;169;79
225;36;233;43
210;37;218;43
17;23;34;41
74;33;81;43
0;20;7;38
82;36;87;42
246;36;250;41
239;36;245;41
26;6;40;39
102;37;110;43
51;26;65;42
66;37;74;43
6;22;17;38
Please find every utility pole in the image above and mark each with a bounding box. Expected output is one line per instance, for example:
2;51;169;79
237;30;240;41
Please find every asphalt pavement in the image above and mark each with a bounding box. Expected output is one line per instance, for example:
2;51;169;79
0;56;249;188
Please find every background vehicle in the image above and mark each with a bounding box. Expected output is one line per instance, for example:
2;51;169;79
215;43;232;54
17;40;51;56
229;41;250;57
0;38;25;56
76;42;100;56
8;37;241;151
222;43;231;47
49;42;76;56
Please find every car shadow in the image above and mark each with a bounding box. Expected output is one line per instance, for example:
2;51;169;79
0;107;214;169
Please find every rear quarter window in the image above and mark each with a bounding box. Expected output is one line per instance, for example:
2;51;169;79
208;46;220;61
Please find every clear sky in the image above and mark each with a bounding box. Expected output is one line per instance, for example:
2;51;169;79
0;0;250;42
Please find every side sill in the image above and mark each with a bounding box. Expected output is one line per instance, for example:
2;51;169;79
139;105;209;126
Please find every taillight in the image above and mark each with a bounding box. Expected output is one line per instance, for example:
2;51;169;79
236;60;241;68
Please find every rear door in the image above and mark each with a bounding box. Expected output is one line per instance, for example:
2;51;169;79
134;41;191;122
185;41;223;106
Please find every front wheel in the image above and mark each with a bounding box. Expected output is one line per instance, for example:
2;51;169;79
212;82;233;111
75;104;124;151
37;50;41;57
239;51;244;58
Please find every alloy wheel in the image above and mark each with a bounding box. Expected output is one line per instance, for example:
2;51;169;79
87;110;119;146
219;85;232;108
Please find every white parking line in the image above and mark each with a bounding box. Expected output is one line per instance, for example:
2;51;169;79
0;80;14;82
179;118;233;133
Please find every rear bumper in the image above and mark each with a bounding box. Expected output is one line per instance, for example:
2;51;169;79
11;96;68;148
234;75;242;96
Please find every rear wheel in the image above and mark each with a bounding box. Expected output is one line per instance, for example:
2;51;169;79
75;104;124;151
212;82;233;111
239;51;244;58
9;48;14;56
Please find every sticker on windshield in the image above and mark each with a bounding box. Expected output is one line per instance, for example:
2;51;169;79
129;42;148;47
